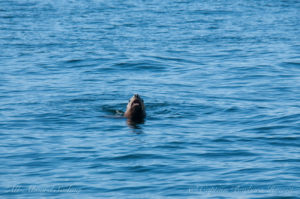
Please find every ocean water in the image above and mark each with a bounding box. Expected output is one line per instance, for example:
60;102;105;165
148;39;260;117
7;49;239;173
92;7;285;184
0;0;300;198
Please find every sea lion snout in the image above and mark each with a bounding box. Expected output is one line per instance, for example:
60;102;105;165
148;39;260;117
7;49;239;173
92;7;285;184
131;94;143;108
124;94;146;123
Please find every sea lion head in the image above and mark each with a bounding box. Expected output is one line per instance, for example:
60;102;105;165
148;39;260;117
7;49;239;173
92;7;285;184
124;94;146;123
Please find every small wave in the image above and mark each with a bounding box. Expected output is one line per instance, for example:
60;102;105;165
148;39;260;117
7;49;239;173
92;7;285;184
242;125;292;134
64;59;83;64
110;153;168;161
202;150;257;158
112;60;168;72
280;61;300;68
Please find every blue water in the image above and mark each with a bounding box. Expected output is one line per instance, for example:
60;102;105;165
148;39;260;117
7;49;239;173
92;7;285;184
1;0;300;198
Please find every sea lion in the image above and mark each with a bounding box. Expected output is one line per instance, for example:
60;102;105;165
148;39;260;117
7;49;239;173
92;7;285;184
124;94;146;123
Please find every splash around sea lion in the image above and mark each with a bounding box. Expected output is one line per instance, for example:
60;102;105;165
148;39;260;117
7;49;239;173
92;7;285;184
124;94;146;124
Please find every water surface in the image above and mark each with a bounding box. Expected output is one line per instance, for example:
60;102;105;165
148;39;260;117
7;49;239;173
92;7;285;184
0;0;300;198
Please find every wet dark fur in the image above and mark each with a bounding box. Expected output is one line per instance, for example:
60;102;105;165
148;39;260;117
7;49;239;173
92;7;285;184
124;94;146;123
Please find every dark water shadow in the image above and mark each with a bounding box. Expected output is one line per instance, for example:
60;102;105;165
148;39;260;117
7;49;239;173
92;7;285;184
126;119;145;134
